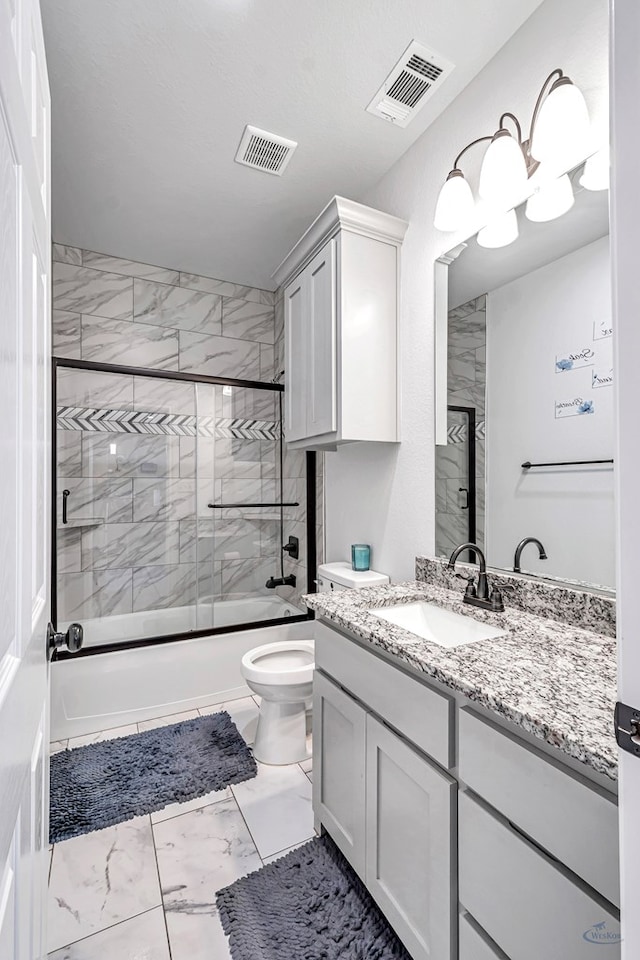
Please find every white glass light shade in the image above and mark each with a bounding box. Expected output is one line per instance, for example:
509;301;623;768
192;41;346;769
434;170;475;232
525;173;574;222
477;208;519;249
530;78;591;168
479;130;528;205
579;147;609;191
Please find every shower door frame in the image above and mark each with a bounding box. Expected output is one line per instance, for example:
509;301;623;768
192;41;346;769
51;357;317;660
447;404;477;547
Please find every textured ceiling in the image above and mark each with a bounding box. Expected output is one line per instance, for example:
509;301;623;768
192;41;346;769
42;0;544;289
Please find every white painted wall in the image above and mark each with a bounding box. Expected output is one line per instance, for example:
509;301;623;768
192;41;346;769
485;237;614;587
324;0;609;582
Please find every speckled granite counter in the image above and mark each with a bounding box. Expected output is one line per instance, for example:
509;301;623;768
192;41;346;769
304;581;618;781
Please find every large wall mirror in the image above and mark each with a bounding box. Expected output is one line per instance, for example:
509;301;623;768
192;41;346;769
434;161;613;591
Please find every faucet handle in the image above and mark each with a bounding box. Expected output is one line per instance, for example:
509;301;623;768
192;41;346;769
455;573;477;598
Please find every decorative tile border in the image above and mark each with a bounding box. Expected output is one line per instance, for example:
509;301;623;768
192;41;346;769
446;419;485;444
57;406;280;441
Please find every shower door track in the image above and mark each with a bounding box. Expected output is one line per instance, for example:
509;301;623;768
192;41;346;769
51;357;316;660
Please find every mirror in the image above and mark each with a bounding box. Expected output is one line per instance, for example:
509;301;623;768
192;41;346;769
435;162;614;591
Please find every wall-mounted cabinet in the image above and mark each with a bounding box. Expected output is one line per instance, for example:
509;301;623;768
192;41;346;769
273;196;408;450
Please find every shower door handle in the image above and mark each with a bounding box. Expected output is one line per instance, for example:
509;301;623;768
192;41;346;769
47;621;84;659
62;489;70;524
458;487;469;510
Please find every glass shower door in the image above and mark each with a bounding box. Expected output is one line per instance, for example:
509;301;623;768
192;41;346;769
196;380;300;631
435;406;477;560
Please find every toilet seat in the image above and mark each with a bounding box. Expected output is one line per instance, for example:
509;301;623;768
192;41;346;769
241;640;314;687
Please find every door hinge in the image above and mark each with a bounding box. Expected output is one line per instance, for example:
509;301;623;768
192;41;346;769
614;701;640;756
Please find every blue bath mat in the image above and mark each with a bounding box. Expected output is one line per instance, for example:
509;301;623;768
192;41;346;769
216;834;411;959
50;711;257;843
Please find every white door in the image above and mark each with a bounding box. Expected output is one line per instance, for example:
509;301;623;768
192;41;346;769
0;0;51;957
307;239;337;438
611;2;640;958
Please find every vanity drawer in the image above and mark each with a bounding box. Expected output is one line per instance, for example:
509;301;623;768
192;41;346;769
315;621;453;768
459;791;620;960
458;708;619;905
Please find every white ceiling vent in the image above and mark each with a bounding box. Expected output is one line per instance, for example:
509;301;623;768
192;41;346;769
367;40;454;127
235;125;298;176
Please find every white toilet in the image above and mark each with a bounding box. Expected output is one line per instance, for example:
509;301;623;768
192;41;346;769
241;562;389;765
241;640;315;765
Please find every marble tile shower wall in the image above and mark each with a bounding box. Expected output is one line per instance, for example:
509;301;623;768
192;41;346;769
52;244;314;625
435;296;487;559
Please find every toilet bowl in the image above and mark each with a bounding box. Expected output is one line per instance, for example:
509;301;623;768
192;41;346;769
241;640;314;765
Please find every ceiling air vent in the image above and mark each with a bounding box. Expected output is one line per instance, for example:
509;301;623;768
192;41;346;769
366;40;454;127
234;125;298;176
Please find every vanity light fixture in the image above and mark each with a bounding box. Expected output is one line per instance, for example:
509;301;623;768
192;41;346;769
579;145;609;192
434;69;592;237
525;172;575;223
477;208;519;249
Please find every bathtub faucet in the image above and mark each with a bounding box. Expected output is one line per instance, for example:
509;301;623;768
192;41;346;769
265;574;296;589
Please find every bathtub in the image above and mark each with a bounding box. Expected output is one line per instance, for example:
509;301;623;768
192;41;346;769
59;595;304;648
51;596;313;741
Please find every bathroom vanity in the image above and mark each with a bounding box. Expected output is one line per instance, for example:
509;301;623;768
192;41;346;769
305;564;619;960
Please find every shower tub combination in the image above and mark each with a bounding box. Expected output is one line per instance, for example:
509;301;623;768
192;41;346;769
51;360;316;741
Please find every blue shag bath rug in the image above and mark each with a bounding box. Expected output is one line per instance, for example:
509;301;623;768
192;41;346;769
50;711;257;843
216;834;411;960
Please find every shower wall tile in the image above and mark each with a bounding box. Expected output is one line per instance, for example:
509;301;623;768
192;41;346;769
134;279;223;335
260;343;275;380
53;243;82;265
57;368;134;410
81;433;181;479
57;431;82;477
133;377;195;417
57;527;82;574
214;516;264;561
57;477;133;525
132;563;197;613
82;521;180;570
220;557;274;598
53;262;133;320
133;478;195;522
180;272;274;306
82;250;180;285
57;568;133;622
179;331;260;380
81;315;179;370
221;298;274;344
178;518;214;564
52;309;81;359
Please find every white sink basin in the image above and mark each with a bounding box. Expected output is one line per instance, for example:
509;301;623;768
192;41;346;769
368;601;508;648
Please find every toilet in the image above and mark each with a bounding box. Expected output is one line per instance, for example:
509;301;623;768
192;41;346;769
242;562;389;765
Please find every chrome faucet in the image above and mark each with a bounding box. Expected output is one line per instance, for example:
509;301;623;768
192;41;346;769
448;542;504;612
513;537;548;574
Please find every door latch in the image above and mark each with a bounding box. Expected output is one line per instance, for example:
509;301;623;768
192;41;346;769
614;701;640;756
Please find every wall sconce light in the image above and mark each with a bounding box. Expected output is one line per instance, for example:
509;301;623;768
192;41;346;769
434;69;594;242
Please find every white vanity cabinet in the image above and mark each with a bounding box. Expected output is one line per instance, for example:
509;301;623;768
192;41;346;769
314;618;620;960
314;636;456;960
274;196;408;450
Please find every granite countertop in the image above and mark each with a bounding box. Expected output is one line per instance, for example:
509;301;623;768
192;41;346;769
304;581;618;781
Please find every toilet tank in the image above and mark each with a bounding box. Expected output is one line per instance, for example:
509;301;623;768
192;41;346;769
317;561;390;593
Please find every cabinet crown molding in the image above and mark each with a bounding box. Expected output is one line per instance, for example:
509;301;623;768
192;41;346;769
272;195;408;288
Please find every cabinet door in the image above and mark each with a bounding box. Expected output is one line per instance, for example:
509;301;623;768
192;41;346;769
306;239;337;438
366;715;456;960
313;671;366;877
284;271;307;441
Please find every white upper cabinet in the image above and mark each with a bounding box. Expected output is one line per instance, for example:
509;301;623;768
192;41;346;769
274;197;408;450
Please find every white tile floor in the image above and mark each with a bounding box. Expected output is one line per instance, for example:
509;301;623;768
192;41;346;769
48;695;314;959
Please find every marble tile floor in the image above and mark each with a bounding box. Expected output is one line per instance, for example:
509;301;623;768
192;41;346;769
48;694;314;959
